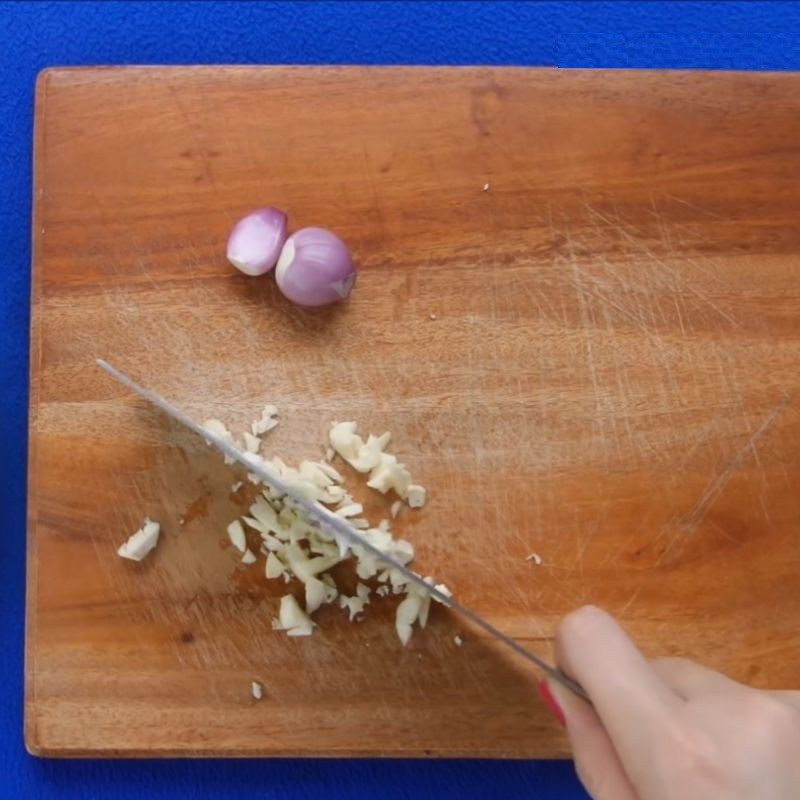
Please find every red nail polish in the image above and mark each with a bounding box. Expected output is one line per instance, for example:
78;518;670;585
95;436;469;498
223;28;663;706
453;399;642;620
537;680;566;727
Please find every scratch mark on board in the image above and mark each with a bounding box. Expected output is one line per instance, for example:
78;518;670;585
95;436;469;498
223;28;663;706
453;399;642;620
655;396;790;567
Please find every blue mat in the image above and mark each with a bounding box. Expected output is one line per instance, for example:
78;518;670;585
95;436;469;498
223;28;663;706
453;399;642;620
3;3;798;798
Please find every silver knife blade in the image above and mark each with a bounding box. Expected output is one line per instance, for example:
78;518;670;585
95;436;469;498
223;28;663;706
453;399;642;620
97;358;588;701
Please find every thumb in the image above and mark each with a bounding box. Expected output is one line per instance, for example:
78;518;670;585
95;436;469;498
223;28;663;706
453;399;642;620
540;679;638;800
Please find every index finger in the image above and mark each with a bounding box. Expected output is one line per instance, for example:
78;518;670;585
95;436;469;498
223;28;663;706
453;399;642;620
555;606;681;770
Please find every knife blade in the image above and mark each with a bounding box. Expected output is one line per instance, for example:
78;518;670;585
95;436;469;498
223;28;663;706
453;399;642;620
97;358;588;702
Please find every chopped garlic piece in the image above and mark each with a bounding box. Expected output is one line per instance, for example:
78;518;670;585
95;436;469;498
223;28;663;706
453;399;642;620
118;518;160;562
316;461;343;483
322;484;347;504
396;594;423;627
243;432;261;454
366;453;411;497
339;594;368;621
350;432;391;472
230;481;243;493
355;555;378;580
418;593;432;628
242;515;281;549
308;538;338;558
251;404;279;436
265;552;285;579
251;681;263;700
202;418;233;442
304;576;327;614
329;421;363;462
526;552;543;565
226;520;247;553
319;573;339;605
242;451;265;467
395;590;429;644
390;500;402;519
364;527;393;549
278;594;313;631
202;419;236;463
250;496;280;534
432;583;453;606
335;502;363;518
390;539;415;566
454;635;463;647
396;623;413;646
241;548;257;564
356;582;371;600
285;544;339;583
406;484;426;508
261;532;283;552
299;461;333;488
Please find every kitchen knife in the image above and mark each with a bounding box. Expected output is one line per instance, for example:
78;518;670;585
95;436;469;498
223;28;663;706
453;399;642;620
97;358;588;702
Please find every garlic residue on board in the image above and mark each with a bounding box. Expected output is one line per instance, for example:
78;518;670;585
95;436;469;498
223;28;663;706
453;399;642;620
118;518;161;561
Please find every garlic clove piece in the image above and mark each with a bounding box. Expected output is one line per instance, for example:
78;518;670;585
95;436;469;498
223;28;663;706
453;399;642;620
227;520;247;553
243;432;261;454
406;484;427;508
329;421;363;463
265;552;286;579
118;518;161;562
304;576;327;614
278;594;313;631
396;622;413;647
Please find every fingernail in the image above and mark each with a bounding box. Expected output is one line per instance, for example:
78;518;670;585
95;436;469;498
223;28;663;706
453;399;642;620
537;680;566;727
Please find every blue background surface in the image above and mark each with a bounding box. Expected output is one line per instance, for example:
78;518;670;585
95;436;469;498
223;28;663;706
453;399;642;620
2;3;799;797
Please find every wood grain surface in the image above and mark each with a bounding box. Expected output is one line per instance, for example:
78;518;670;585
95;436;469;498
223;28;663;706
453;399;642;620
26;66;800;758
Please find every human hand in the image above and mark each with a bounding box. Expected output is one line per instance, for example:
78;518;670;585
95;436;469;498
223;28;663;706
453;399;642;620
539;606;800;800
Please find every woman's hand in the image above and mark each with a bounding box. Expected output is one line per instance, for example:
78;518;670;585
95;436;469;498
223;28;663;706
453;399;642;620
540;606;800;800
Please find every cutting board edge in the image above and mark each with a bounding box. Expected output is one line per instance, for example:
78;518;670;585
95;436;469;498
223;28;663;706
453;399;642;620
22;737;573;760
24;65;51;760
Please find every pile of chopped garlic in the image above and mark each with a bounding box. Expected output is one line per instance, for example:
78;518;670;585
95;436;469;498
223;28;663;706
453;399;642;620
200;413;447;646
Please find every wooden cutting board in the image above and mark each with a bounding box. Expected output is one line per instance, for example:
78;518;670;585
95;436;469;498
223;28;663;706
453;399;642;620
27;66;800;758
